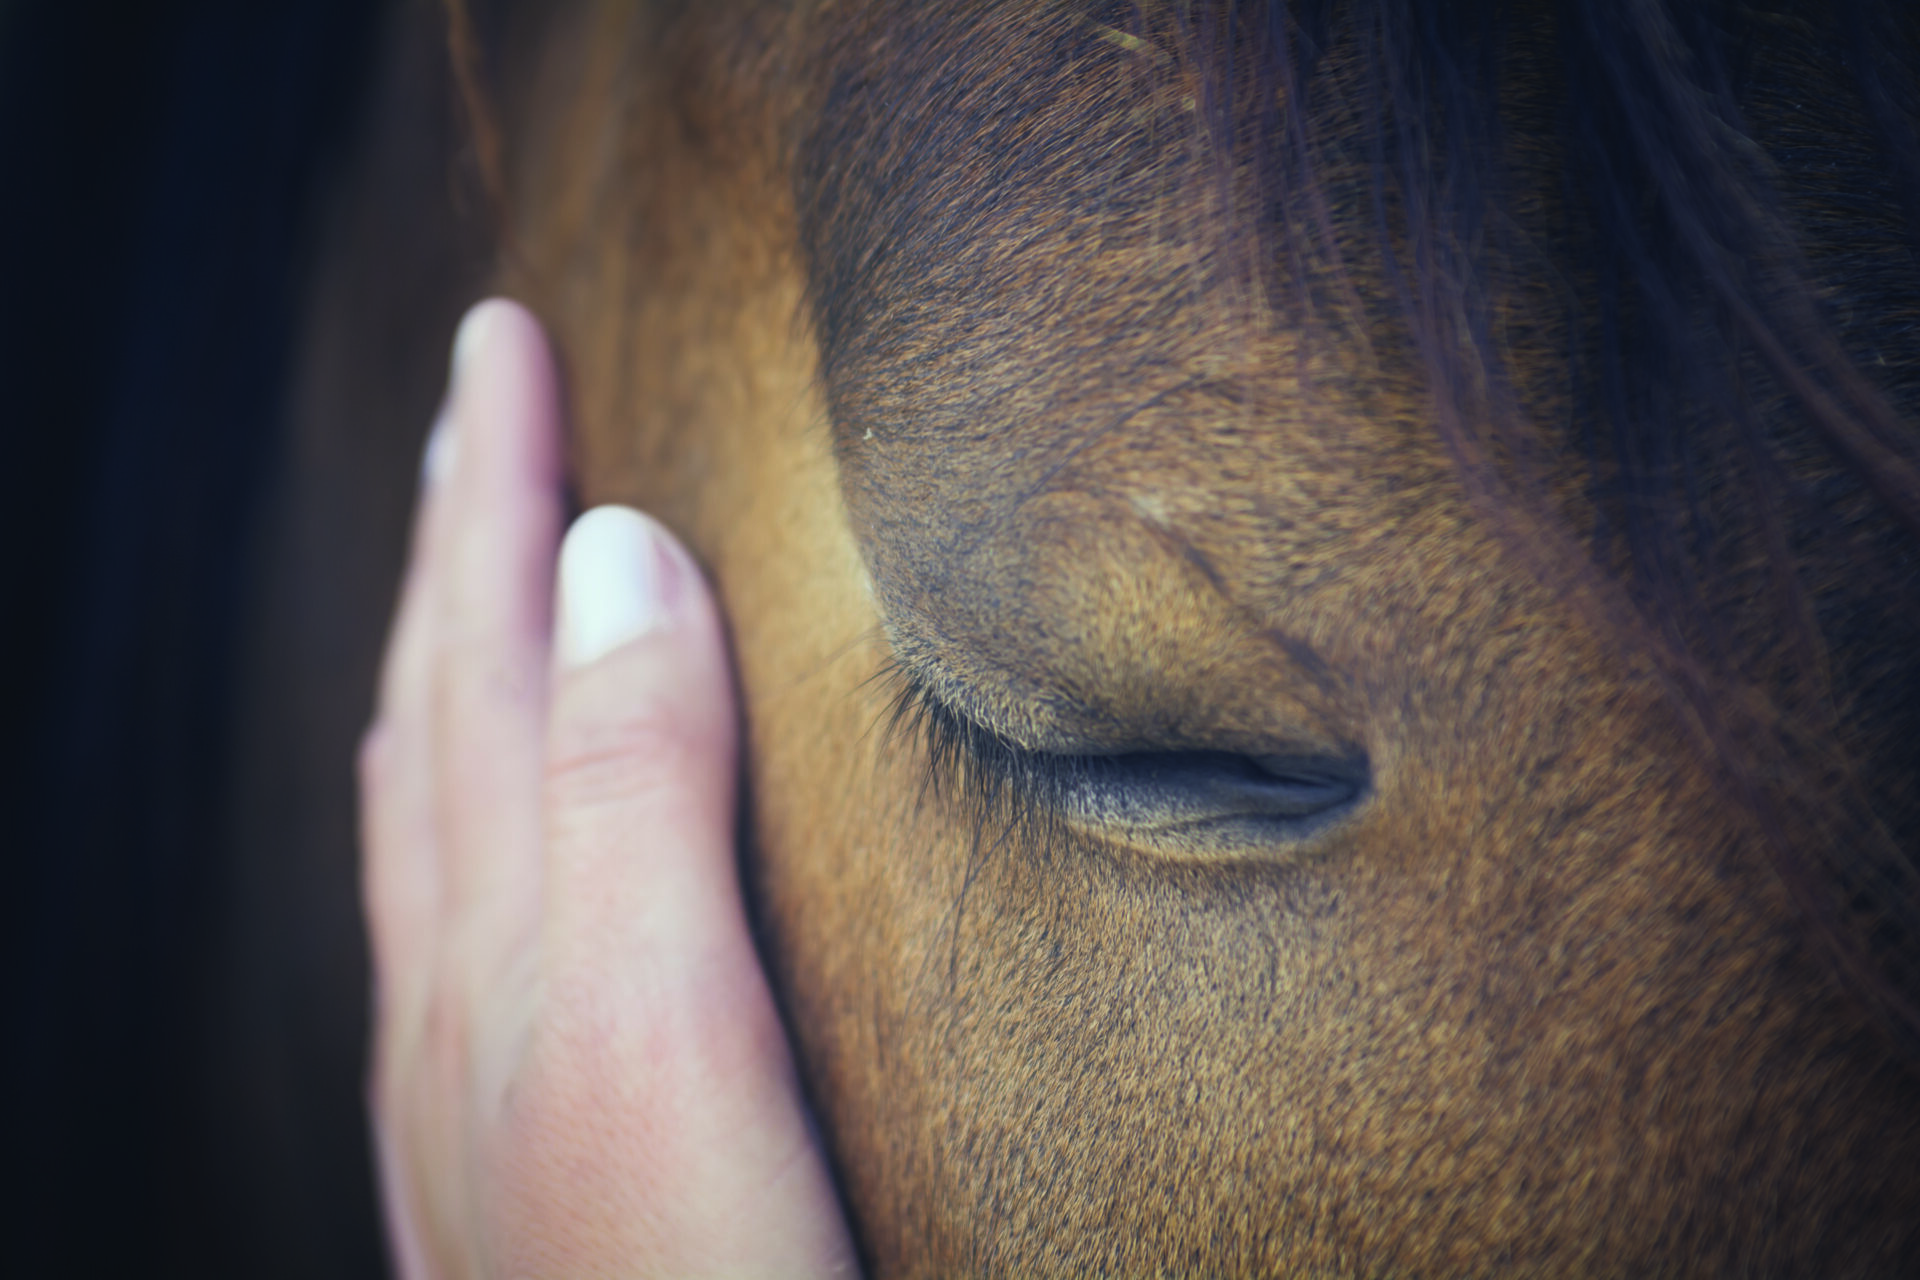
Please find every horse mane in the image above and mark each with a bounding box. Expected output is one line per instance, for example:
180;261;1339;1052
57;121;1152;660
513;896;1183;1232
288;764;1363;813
448;0;1920;1052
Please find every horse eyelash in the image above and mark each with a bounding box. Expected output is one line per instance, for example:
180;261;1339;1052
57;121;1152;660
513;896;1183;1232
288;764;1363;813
878;662;1076;840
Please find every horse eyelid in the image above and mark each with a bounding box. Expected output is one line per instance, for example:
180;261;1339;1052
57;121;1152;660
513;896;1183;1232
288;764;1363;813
887;667;1368;849
886;667;1065;832
906;678;1037;786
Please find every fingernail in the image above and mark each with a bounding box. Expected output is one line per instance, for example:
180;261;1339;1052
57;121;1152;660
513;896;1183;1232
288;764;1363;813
420;409;456;488
556;506;681;668
420;302;497;489
451;300;496;384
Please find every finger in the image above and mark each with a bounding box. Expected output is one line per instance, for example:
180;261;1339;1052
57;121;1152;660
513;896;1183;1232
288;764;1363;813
375;402;455;727
430;299;567;928
362;377;463;1011
545;507;742;961
361;353;467;1280
518;506;857;1277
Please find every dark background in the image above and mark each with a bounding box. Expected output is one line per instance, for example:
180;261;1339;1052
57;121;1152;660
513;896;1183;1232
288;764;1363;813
2;2;399;1273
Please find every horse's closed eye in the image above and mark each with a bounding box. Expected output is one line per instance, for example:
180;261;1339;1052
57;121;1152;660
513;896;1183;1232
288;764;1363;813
889;668;1368;861
1056;750;1365;832
1046;750;1369;858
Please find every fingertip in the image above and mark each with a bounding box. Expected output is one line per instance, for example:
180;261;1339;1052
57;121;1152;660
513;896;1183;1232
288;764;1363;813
451;296;537;386
423;297;519;491
451;297;502;380
544;504;735;826
555;506;683;669
444;296;565;493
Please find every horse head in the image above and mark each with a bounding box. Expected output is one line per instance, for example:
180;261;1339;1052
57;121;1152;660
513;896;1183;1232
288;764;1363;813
447;0;1920;1270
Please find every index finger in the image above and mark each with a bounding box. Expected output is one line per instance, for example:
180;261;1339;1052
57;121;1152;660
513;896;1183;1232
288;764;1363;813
430;299;569;924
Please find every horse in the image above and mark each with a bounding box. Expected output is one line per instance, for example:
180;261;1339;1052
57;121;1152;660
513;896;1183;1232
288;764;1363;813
227;0;1920;1273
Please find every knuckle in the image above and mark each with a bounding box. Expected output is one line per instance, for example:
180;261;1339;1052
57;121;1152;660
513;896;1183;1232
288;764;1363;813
544;709;709;814
546;662;736;815
432;645;539;729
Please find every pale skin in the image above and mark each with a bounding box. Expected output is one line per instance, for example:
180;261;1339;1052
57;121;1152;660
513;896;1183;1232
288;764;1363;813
358;298;858;1278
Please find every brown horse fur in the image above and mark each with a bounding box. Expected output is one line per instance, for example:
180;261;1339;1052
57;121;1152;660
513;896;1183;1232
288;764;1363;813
301;0;1920;1272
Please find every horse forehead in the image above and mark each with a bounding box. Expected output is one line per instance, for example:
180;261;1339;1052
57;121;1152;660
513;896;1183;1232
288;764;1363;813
795;2;1455;609
842;381;1416;566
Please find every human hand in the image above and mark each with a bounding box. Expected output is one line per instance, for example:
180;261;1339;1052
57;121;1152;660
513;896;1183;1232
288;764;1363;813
358;299;858;1278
